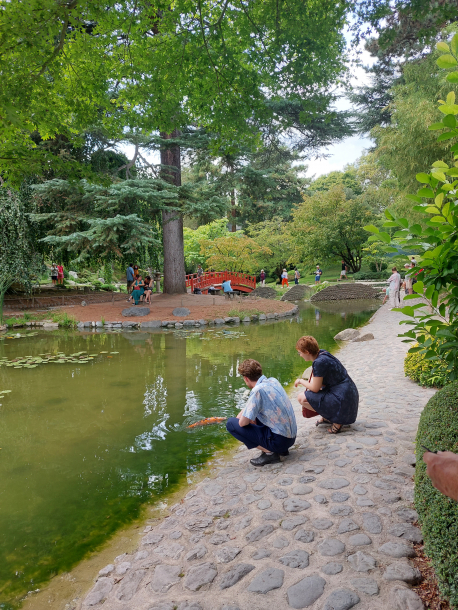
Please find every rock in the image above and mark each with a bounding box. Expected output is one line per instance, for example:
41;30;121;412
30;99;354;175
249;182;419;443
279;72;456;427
149;603;175;610
122;307;150;317
395;508;418;523
214;547;241;563
278;476;294;486
233;515;253;531
403;453;417;466
279;549;309;568
214;318;225;324
173;307;191;316
271;488;288;499
392;586;425;609
115;561;132;575
258;499;271;510
362;513;383;534
281;515;307;530
322;562;343;575
314;495;328;504
153;542;184;559
292;484;313;495
221;606;241;610
262;510;284;521
252;548;271;559
322;589;360;610
183;562;218;591
331;492;350;502
349;534;372;546
219;563;254;589
272;535;289;549
312;518;334;530
318;538;346;556
186;546;208;561
379;542;416;558
330;505;354;516
142;532;164;545
283;498;311;512
115;569;147;601
318;477;350;490
141;320;162;328
348;551;377;572
353;485;367;495
334;328;360;341
351;577;379;596
384;562;422;584
353;333;375;342
287;575;326;609
389;523;423;544
246;524;274;543
185;518;213;531
69;271;78;278
150;565;182;592
176;603;203;610
84;577;113;606
295;529;314;543
99;564;114;576
247;567;285;593
209;533;230;545
337;518;360;534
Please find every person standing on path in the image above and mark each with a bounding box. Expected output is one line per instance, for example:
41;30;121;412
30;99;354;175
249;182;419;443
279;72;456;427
57;263;64;285
294;336;359;434
281;269;289;288
387;266;401;309
315;265;322;284
197;265;203;277
260;269;266;286
294;267;300;285
126;263;134;297
339;260;347;281
51;263;58;286
226;359;297;466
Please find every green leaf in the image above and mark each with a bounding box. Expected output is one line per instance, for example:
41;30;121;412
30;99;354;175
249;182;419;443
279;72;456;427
398;218;409;228
411;224;422;235
451;34;458;56
432;291;439;308
447;92;456;105
425;206;440;213
416;173;431;184
428;122;445;130
425;285;435;300
413;281;424;294
431;171;447;181
443;115;457;128
446;71;458;84
384;209;395;220
445;167;458;176
382;246;399;253
403;293;422;300
417;187;435;198
438;104;458;115
363;224;379;234
399;306;415;317
439;303;446;317
437;54;458;69
437;41;450;53
437;131;457;142
383;221;398;227
412;205;428;212
393;230;409;238
377;231;391;244
432;160;450;168
406;194;423;203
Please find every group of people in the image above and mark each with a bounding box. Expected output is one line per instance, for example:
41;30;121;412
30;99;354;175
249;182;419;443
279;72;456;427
51;263;64;286
226;335;359;465
126;263;153;305
384;257;417;308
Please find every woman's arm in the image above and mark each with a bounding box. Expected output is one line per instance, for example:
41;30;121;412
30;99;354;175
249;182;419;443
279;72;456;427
295;376;324;392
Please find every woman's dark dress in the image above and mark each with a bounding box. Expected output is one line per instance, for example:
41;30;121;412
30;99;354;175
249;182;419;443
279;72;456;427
305;350;359;425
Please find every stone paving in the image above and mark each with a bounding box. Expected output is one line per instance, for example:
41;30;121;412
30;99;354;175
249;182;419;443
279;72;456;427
80;303;436;610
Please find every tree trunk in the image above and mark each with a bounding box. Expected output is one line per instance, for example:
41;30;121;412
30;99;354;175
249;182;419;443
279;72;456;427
230;188;236;232
160;130;186;294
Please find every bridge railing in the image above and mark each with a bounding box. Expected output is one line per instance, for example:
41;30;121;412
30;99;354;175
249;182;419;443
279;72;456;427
185;271;256;293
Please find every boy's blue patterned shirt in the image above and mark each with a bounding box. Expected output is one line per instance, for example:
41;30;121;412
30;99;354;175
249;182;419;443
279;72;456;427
242;375;297;438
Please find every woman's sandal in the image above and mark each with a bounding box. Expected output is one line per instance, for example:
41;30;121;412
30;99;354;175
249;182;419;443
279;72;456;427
315;417;331;427
328;423;342;434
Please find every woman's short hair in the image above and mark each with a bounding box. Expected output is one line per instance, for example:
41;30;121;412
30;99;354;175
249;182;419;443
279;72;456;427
392;266;397;271
296;336;320;356
238;359;263;381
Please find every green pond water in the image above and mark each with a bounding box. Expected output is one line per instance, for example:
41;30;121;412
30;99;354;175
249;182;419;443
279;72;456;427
0;300;379;608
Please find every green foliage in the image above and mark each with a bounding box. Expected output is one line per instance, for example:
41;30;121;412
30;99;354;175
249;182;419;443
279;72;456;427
352;271;387;280
227;309;263;318
415;383;458;607
366;51;458;382
0;0;350;184
309;169;363;197
246;218;295;279
199;234;272;274
404;344;448;387
291;185;376;272
183;219;228;272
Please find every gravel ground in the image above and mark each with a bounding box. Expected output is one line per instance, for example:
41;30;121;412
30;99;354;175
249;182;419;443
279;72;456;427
77;302;435;610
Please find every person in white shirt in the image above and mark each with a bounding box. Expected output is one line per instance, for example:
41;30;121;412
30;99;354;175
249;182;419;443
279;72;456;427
387;266;401;308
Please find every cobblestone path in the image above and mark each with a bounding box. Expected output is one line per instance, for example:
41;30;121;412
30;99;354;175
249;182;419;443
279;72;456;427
81;303;435;610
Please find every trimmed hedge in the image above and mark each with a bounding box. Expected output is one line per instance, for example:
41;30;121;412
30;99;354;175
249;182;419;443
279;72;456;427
415;383;458;608
405;347;448;388
353;271;406;280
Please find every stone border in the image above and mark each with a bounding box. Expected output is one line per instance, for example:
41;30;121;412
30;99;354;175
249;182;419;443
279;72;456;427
73;306;299;331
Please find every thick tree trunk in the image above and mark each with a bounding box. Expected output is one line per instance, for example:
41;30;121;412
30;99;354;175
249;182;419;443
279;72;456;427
230;189;236;232
160;130;186;294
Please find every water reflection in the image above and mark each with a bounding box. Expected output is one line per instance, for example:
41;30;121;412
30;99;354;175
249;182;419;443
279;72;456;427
0;299;379;607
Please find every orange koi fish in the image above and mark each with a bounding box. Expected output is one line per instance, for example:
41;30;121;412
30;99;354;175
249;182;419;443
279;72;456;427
187;417;227;429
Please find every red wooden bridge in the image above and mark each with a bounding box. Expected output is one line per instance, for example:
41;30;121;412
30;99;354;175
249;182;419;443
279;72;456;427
185;271;256;294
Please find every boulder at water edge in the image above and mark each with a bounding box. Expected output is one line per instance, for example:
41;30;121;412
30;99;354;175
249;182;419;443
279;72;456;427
334;328;360;341
122;307;151;317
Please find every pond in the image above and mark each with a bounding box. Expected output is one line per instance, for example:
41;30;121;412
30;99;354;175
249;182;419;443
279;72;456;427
0;300;379;608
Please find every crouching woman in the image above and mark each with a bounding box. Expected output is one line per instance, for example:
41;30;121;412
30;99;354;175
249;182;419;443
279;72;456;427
295;336;359;434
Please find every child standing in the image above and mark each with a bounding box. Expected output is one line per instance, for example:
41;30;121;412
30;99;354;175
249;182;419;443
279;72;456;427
281;269;289;288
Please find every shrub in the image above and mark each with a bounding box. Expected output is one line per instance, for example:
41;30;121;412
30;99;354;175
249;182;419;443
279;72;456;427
353;271;405;280
369;261;387;272
101;284;116;291
405;345;449;388
415;383;458;608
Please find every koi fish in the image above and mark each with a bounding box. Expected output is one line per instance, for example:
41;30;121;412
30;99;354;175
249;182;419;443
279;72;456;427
187;417;227;429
